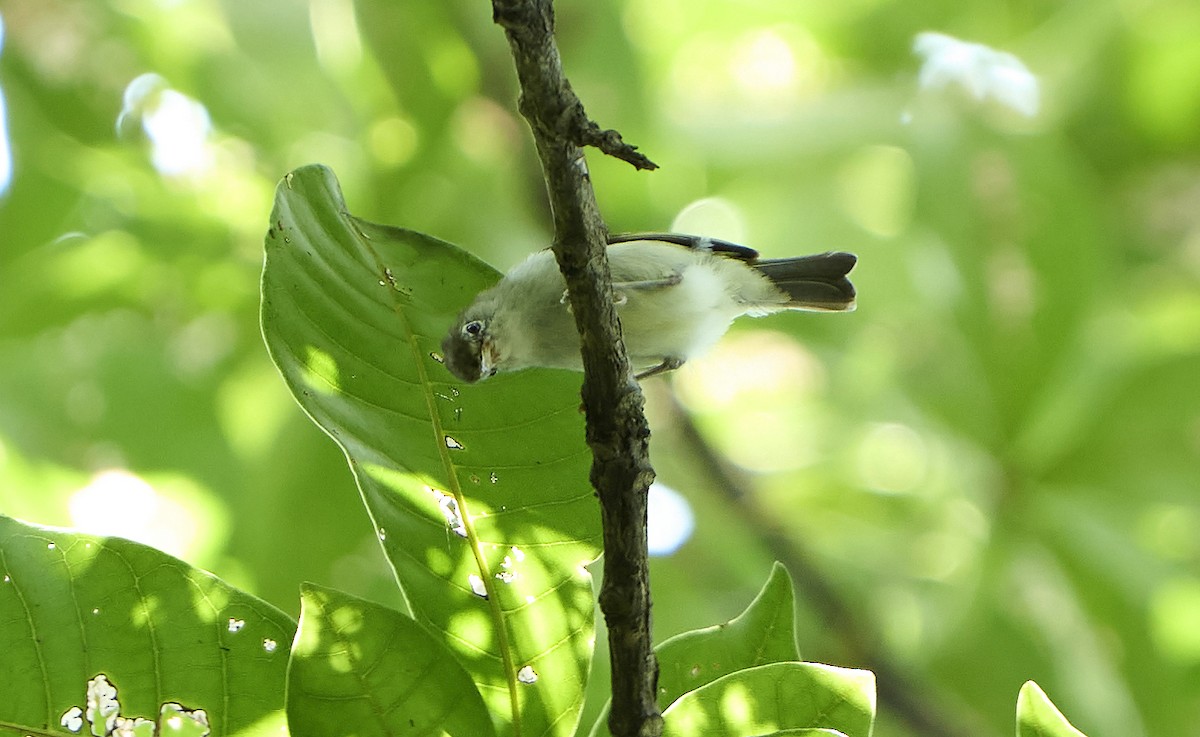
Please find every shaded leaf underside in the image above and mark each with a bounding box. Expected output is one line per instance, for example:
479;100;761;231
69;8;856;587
261;165;602;736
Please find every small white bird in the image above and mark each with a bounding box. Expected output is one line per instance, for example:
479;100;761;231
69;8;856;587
442;233;856;383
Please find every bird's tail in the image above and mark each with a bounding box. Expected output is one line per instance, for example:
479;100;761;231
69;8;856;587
754;252;857;311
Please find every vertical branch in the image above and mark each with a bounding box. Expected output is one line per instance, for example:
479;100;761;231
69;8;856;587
490;2;662;736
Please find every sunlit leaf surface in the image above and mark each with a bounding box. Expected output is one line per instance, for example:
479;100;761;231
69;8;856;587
590;562;801;737
0;515;293;736
260;164;601;737
660;662;875;737
656;562;800;707
751;731;849;737
1017;681;1089;737
288;583;497;737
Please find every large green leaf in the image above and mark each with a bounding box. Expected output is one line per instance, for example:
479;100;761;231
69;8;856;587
0;514;293;736
288;583;496;736
1016;681;1089;737
260;165;601;737
660;662;875;737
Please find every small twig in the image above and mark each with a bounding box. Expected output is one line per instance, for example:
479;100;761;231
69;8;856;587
659;388;989;737
491;2;662;736
571;107;658;171
495;2;657;172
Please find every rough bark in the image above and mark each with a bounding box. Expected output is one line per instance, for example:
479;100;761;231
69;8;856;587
491;2;663;736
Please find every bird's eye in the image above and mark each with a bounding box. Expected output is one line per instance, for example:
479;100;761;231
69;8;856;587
463;320;484;337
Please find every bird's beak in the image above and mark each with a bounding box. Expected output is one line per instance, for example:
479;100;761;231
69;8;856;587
480;337;500;379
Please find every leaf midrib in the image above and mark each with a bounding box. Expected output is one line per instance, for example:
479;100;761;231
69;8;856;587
331;208;525;735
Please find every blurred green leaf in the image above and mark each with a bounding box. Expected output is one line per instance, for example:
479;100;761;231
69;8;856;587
0;514;293;736
288;583;496;737
1016;681;1089;737
260;164;601;737
660;661;875;737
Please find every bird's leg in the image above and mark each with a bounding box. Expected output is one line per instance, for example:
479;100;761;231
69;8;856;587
635;357;685;380
562;273;682;307
611;272;682;309
612;272;683;291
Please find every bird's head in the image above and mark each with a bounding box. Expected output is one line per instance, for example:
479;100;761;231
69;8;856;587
442;310;499;383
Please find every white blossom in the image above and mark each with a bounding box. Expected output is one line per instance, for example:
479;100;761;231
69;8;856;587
914;32;1040;117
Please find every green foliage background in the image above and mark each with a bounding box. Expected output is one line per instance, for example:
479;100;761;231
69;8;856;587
1;1;1197;735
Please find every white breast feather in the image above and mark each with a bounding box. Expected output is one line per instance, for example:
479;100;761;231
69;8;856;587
616;246;789;367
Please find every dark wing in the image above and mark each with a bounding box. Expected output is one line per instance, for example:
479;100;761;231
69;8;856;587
606;232;760;262
607;232;857;311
